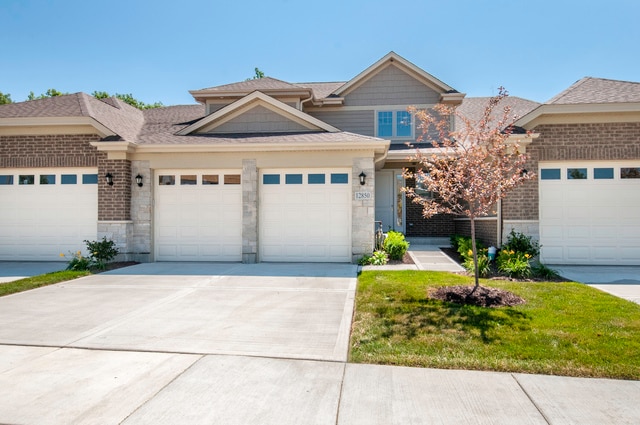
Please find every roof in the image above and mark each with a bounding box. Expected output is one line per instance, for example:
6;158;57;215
547;77;640;104
455;96;540;131
193;77;304;93
297;82;346;101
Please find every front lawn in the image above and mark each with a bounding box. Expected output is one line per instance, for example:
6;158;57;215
350;270;640;380
0;270;91;297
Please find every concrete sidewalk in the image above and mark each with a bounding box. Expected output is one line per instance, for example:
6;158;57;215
361;244;464;272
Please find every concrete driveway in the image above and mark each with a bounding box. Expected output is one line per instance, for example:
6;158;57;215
0;261;66;283
1;262;640;424
554;265;640;304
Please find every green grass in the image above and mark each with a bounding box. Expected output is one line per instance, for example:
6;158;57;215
0;270;91;297
350;270;640;380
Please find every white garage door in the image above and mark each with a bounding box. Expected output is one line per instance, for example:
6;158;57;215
0;168;98;261
539;161;640;265
155;169;242;261
260;168;351;262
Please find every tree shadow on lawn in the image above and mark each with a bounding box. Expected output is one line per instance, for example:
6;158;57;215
377;297;531;344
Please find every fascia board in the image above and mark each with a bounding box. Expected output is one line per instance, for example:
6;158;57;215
0;116;116;138
90;141;137;153
515;103;640;129
133;141;390;154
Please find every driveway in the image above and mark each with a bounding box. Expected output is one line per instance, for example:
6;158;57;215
0;261;66;283
554;265;640;304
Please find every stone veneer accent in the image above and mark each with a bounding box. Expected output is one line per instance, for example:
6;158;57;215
129;160;152;262
352;157;375;261
502;220;540;246
242;159;258;263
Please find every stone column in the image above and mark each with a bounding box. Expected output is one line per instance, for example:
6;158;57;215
242;159;258;263
352;157;375;262
130;160;152;262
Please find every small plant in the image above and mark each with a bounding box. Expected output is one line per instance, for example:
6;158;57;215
85;237;119;270
449;234;465;252
63;251;92;271
456;236;485;260
462;249;491;277
532;263;560;280
502;229;540;258
383;231;409;261
358;251;389;266
496;249;532;278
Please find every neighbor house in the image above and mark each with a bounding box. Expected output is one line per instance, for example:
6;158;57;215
1;52;638;265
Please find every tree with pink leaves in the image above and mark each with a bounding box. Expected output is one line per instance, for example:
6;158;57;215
405;88;534;293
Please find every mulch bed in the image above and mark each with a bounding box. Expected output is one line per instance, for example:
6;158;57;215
430;285;526;308
387;252;415;265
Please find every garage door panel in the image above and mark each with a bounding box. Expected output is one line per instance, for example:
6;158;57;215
539;162;640;265
155;169;242;261
259;169;351;262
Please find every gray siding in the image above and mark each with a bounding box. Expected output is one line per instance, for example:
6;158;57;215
345;64;441;107
206;105;310;133
308;110;374;136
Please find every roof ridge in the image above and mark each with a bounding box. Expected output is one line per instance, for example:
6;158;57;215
546;77;591;104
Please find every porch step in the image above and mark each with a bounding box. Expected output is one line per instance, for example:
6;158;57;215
405;237;451;247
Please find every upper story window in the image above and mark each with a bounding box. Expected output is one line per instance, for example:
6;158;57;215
376;110;413;139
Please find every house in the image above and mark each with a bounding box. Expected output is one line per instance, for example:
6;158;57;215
1;52;639;265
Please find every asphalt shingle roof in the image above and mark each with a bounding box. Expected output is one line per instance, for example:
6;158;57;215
546;77;640;104
192;77;306;93
455;96;540;130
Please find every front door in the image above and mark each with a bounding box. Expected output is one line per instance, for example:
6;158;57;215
375;170;405;233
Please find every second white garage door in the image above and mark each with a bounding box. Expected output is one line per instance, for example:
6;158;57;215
155;169;242;261
260;169;352;262
539;161;640;265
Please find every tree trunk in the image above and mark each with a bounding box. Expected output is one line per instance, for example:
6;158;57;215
469;216;480;294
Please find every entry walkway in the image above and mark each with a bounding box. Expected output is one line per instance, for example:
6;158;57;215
361;243;464;272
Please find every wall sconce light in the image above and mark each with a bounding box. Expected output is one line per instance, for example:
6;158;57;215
105;173;114;186
359;171;367;186
135;174;143;187
520;169;528;177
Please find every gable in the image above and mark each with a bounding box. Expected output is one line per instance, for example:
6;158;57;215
344;63;441;107
199;104;312;134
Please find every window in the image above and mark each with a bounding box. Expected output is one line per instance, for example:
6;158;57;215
82;174;98;184
158;175;175;185
202;175;219;185
181;175;197;185
331;173;349;184
19;175;34;185
263;174;280;185
224;174;241;185
621;167;640;179
567;168;587;180
308;174;325;184
0;175;13;185
594;168;614;179
285;174;302;184
540;169;561;180
61;174;77;184
40;174;56;185
376;110;413;139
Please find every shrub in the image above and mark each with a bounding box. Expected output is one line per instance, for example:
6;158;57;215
383;231;409;261
532;263;560;280
497;249;532;278
65;251;92;271
449;234;465;252
456;236;485;261
84;237;119;270
502;229;540;258
358;250;389;266
462;249;491;277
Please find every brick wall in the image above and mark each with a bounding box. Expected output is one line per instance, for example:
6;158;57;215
454;219;498;247
404;173;455;237
0;134;102;167
503;122;640;220
98;158;131;221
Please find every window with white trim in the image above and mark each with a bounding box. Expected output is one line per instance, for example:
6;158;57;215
376;110;413;139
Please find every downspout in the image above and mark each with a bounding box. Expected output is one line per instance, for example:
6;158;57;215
497;199;503;248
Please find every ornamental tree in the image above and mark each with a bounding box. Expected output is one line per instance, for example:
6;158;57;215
404;88;534;291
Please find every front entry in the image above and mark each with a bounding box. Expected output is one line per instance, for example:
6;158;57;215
375;170;405;233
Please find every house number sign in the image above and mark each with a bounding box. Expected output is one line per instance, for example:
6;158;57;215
355;192;372;200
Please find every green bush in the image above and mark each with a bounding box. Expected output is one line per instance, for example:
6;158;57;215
65;251;92;271
502;229;540;258
358;250;389;266
84;237;119;270
383;231;409;261
497;249;532;278
456;236;485;261
462;249;491;277
449;234;465;252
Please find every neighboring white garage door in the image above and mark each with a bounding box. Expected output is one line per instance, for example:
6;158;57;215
539;161;640;265
155;169;242;261
260;168;351;262
0;168;98;261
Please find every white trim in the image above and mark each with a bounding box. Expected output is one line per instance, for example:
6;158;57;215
515;102;640;129
304;103;436;113
0;116;115;138
177;91;340;135
375;109;415;140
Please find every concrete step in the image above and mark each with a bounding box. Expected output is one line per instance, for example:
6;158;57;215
405;237;451;247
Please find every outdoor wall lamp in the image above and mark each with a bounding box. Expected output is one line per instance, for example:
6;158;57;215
359;171;367;186
105;173;114;186
135;174;143;187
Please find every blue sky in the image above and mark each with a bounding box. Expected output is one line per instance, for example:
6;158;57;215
2;0;639;106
